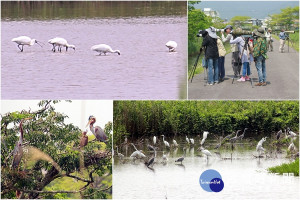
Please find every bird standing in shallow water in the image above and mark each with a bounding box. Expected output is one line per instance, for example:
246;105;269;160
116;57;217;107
165;41;177;52
48;37;75;52
91;44;120;55
12;36;42;52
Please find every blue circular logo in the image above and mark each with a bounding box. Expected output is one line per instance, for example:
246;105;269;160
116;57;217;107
199;169;224;192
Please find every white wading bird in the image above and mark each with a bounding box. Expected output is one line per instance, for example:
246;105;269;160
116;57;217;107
48;37;75;52
201;131;209;145
165;41;177;52
91;44;120;55
153;136;157;145
199;147;212;159
256;137;267;156
161;135;170;148
12;36;43;52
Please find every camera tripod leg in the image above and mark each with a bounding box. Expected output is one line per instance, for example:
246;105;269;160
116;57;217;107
250;77;253;88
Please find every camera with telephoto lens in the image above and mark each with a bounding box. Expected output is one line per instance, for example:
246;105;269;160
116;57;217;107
197;30;208;37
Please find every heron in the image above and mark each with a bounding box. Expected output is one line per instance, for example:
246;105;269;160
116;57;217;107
79;130;88;148
256;137;267;156
12;118;31;169
146;148;156;168
153;136;157;145
237;128;248;140
185;135;190;144
12;36;42;52
86;115;108;143
161;135;170;148
199;147;212;160
201;131;209;145
48;37;75;52
229;130;241;143
116;146;124;160
276;130;282;140
147;144;156;152
173;139;178;147
287;128;298;139
165;41;177;52
91;44;120;55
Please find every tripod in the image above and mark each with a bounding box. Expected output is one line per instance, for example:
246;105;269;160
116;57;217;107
189;47;204;83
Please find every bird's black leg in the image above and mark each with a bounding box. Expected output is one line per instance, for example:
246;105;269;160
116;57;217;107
59;46;62;52
66;47;68;52
17;45;22;52
21;45;24;52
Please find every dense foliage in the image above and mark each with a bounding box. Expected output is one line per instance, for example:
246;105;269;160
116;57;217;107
113;101;299;145
270;6;299;30
1;100;112;199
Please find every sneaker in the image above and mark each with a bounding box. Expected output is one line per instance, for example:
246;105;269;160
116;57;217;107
245;76;250;81
237;77;245;82
255;82;263;86
207;83;213;86
215;81;219;84
261;82;267;86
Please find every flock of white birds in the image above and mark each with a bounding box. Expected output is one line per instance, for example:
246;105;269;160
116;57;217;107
11;36;178;55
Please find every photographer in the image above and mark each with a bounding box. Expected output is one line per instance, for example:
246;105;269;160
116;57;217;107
229;28;253;82
279;29;287;53
202;27;219;85
265;28;273;52
221;25;241;78
253;28;268;86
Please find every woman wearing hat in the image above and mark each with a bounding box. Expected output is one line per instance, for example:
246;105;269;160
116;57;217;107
202;27;219;85
265;28;273;52
253;28;268;86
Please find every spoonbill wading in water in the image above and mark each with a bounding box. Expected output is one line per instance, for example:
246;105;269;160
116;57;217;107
165;41;177;52
48;37;75;52
12;36;43;52
91;44;120;55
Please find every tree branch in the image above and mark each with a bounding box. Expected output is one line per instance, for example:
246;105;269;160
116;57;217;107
83;186;112;198
63;174;92;183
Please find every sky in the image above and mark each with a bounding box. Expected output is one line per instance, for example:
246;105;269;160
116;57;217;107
196;1;299;20
1;100;113;134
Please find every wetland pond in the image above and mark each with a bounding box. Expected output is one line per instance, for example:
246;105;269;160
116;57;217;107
1;1;187;99
113;137;300;199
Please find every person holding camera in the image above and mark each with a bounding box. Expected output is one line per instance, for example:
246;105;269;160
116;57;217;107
229;29;253;82
279;29;287;53
202;27;219;85
221;25;241;78
265;28;273;52
253;28;268;86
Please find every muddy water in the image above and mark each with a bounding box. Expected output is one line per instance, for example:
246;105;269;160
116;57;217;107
2;17;187;99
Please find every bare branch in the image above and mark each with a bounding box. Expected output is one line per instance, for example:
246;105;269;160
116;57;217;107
63;174;92;183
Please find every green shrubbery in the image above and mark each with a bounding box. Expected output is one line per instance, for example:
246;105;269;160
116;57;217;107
268;159;299;176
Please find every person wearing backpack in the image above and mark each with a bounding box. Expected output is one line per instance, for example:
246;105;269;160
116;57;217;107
252;28;268;86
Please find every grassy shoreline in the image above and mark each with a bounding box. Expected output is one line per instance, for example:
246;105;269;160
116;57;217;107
268;159;299;176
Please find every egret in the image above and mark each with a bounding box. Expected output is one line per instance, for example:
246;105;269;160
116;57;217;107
199;147;212;159
201;131;209;145
91;44;120;55
165;41;177;52
153;136;157;145
288;142;296;152
130;143;146;159
190;138;194;145
161;135;170;148
162;151;168;164
116;146;124;160
79;130;88;148
256;137;267;156
48;37;75;52
12;36;42;52
86;116;108;143
185;135;190;144
12;118;31;169
173;139;178;147
287;128;298;138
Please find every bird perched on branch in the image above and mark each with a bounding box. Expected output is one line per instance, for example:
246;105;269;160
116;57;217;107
86;116;107;143
80;130;88;148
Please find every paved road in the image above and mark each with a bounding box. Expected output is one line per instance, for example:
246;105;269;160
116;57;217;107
188;39;299;100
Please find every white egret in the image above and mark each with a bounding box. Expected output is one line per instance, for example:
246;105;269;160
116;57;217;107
12;36;42;52
48;37;75;52
162;151;168;163
256;137;267;156
91;44;120;55
153;136;157;145
190;138;194;145
185;135;190;144
173;139;178;147
199;147;212;159
161;135;170;148
201;131;209;145
165;41;177;52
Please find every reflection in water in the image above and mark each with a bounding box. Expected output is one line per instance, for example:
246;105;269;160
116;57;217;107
114;137;300;199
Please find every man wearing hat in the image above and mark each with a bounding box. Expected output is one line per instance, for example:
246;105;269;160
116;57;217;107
265;28;273;52
253;27;268;86
202;27;219;85
221;25;241;77
279;29;287;53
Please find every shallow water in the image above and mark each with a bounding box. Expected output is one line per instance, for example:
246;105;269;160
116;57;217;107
1;17;187;99
113;138;300;199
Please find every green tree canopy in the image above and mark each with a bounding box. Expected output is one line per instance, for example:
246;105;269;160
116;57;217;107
270;6;299;29
1;100;112;199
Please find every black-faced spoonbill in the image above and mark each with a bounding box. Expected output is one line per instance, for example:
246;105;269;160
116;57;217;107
165;41;177;52
91;44;120;55
48;37;75;52
11;36;43;52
